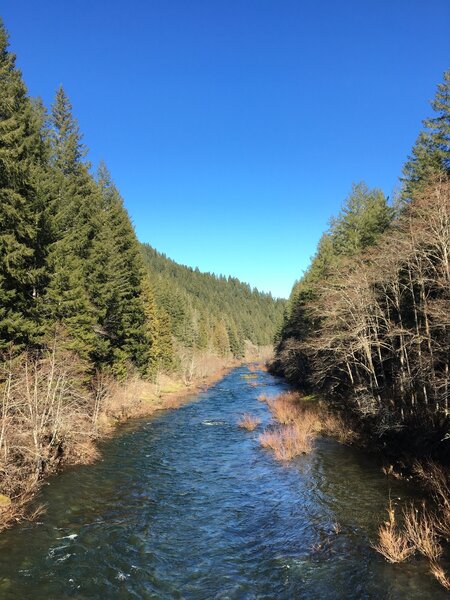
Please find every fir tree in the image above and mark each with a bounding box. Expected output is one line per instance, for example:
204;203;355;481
0;21;47;349
42;87;98;358
402;68;450;201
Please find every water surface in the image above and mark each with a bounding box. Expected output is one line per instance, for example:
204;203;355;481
0;366;446;599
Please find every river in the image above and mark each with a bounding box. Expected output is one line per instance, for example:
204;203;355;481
0;366;446;599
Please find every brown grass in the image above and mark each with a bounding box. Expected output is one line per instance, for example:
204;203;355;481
403;504;442;561
267;392;300;424
372;501;415;563
237;413;261;431
374;497;450;590
320;410;356;443
259;423;315;460
413;461;450;539
259;391;356;462
430;561;450;590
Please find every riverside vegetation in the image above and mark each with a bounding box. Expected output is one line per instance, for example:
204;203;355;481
0;20;284;529
0;12;449;594
271;68;450;589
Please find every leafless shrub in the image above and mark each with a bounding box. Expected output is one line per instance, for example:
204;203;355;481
320;410;357;443
259;423;315;460
267;392;301;424
403;504;442;561
430;561;450;590
372;500;415;563
413;461;450;539
237;413;261;431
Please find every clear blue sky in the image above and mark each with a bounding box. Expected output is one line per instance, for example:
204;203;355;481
3;1;449;298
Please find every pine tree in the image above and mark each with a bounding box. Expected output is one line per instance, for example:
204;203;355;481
89;163;151;373
0;21;47;349
42;87;98;358
156;307;175;372
331;182;392;256
402;69;450;201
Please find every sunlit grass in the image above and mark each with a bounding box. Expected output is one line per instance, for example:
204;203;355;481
237;413;261;431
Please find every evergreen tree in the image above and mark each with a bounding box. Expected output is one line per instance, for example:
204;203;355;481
402;68;450;201
156;306;175;372
89;163;151;374
331;182;392;255
0;21;47;349
42;87;98;358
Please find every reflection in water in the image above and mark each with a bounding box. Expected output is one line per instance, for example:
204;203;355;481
0;367;446;599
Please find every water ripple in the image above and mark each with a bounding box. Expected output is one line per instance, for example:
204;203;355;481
0;367;446;599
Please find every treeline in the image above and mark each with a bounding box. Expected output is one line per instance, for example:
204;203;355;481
0;18;283;380
141;244;285;363
0;18;285;518
272;69;450;459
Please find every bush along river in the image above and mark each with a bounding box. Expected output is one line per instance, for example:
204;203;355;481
0;366;447;599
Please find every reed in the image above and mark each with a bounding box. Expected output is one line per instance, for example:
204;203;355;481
403;504;442;561
237;413;261;431
372;501;415;563
430;562;450;590
259;423;315;460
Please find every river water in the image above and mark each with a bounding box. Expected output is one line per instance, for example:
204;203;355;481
0;366;447;599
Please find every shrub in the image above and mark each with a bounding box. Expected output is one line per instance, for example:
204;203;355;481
372;501;415;563
237;413;261;431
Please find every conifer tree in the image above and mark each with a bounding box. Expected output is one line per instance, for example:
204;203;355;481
88;163;151;374
331;182;392;255
0;21;47;349
42;87;98;358
156;306;175;372
402;69;450;201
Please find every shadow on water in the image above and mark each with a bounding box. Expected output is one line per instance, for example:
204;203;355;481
0;366;447;599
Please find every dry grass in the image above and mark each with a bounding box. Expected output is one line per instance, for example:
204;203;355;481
259;391;356;462
162;395;186;410
430;561;450;590
237;413;261;431
374;496;450;591
372;501;415;563
403;504;442;560
259;423;315;460
267;392;300;424
320;410;356;443
413;461;450;539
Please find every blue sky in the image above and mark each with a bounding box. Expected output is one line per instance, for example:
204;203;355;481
3;1;449;298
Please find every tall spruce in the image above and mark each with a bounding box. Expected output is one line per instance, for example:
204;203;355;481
402;68;450;201
0;21;47;349
91;163;151;375
43;87;98;359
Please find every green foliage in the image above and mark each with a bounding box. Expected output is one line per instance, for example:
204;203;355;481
0;21;47;349
274;71;450;456
402;68;450;202
140;244;285;358
0;17;283;384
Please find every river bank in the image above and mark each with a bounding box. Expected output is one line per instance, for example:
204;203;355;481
0;347;271;534
0;364;447;599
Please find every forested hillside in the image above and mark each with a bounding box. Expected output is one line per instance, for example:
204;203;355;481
0;19;284;521
272;69;450;459
141;244;284;358
0;18;282;376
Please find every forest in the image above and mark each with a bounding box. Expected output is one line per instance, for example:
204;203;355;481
272;69;450;461
0;19;284;523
